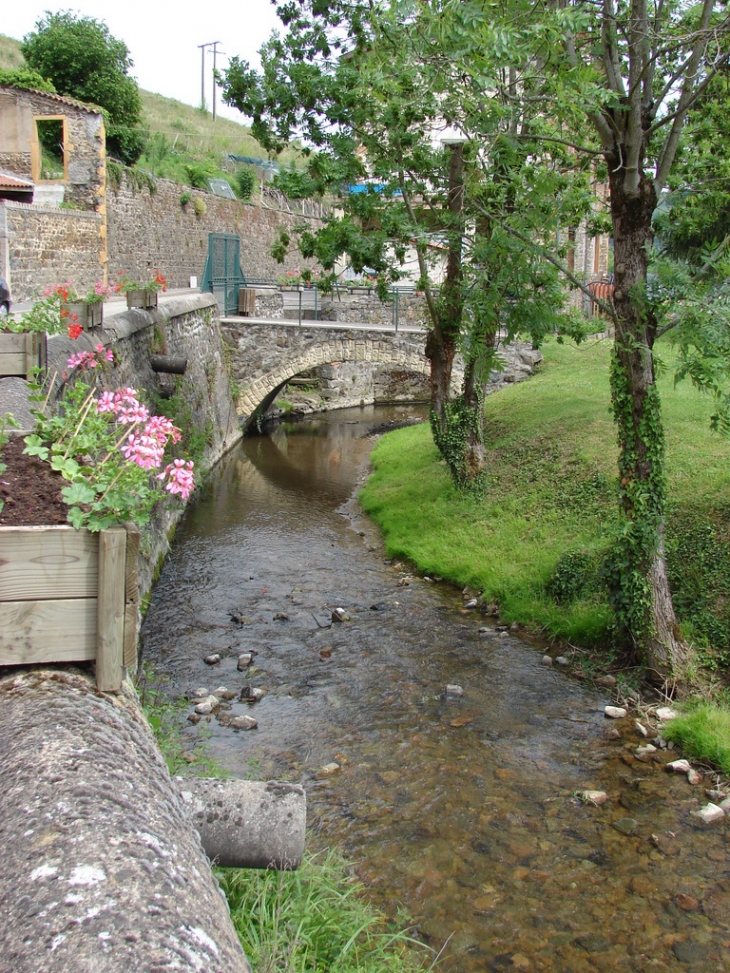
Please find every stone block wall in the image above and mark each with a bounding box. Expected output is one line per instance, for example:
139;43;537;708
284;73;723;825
105;172;321;289
1;201;103;301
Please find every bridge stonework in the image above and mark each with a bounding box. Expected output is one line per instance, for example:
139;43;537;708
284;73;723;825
220;321;430;425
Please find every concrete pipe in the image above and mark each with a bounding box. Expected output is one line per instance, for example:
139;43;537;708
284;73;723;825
176;777;307;869
0;668;251;973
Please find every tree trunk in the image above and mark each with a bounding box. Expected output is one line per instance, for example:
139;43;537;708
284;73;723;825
608;167;687;680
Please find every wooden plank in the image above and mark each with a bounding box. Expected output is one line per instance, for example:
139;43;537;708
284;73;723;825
123;524;141;670
0;527;98;602
0;598;97;664
96;527;126;692
0;351;27;375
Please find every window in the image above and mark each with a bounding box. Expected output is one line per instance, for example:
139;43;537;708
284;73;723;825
35;117;67;182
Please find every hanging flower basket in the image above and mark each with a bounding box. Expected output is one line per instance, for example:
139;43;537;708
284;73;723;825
126;289;158;310
62;302;104;331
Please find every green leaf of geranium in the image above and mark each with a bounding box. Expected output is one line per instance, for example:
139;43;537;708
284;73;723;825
23;435;49;460
51;456;80;478
62;482;97;506
66;506;87;529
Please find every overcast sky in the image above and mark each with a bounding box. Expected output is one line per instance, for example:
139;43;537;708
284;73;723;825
1;1;282;123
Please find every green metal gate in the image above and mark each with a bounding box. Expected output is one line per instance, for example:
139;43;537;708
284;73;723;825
200;233;246;315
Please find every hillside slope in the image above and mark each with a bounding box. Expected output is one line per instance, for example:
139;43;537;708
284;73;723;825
0;33;299;185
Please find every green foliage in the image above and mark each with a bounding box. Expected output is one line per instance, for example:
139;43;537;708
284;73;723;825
666;507;730;666
26;377;193;531
548;550;603;605
218;850;429;973
179;191;191;207
235;166;255;200
659;69;730;263
605;340;668;647
106;159;123;192
222;0;594;489
21;11;146;164
359;340;730;657
4;286;68;335
193;196;207;217
430;396;486;494
0;66;55;92
662;703;730;775
136;663;225;777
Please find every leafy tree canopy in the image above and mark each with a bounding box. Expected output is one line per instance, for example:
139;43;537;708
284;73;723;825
21;12;147;164
0;67;56;93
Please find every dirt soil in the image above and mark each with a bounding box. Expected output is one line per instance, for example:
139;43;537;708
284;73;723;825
0;437;69;526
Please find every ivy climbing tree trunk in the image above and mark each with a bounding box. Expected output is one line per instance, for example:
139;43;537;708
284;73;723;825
608;169;686;679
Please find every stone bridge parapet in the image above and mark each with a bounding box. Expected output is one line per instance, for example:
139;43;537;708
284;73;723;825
220;321;433;425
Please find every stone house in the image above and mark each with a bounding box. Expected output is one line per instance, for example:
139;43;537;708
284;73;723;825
0;84;106;210
0;85;107;299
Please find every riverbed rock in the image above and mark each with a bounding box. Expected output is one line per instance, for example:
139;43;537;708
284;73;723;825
240;686;265;703
464;598;478;609
230;715;258;731
320;762;340;775
332;607;348;623
555;656;569;667
541;655;553;667
687;768;703;786
273;611;290;621
204;653;222;666
478;627;496;637
195;695;220;715
656;706;678;721
214;688;238;701
635;721;649;737
445;684;464;697
596;674;617;688
665;759;692;774
187;713;202;724
612;817;638;836
692;803;725;825
237;653;254;670
636;744;657;757
190;687;209;700
604;706;628;719
581;790;609;806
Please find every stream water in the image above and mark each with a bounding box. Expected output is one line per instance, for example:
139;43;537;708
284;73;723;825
141;405;730;973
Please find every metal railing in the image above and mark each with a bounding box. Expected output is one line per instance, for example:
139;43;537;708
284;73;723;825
232;280;421;331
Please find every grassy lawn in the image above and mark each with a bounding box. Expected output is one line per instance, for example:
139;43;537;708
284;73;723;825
360;337;730;659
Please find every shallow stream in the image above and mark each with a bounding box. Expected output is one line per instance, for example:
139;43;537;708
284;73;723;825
142;405;730;972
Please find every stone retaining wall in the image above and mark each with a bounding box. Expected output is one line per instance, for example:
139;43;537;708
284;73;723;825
106;172;321;290
44;293;241;596
0;201;103;302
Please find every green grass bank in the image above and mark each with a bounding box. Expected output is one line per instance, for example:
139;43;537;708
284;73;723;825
360;338;730;669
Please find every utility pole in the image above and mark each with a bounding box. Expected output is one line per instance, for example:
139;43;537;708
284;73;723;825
210;41;222;121
198;41;216;112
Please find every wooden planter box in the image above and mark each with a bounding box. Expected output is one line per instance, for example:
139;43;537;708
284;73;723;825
238;288;256;316
0;524;140;692
0;332;48;379
126;290;158;310
62;302;104;331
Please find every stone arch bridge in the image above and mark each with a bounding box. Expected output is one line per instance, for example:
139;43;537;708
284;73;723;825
219;320;432;428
